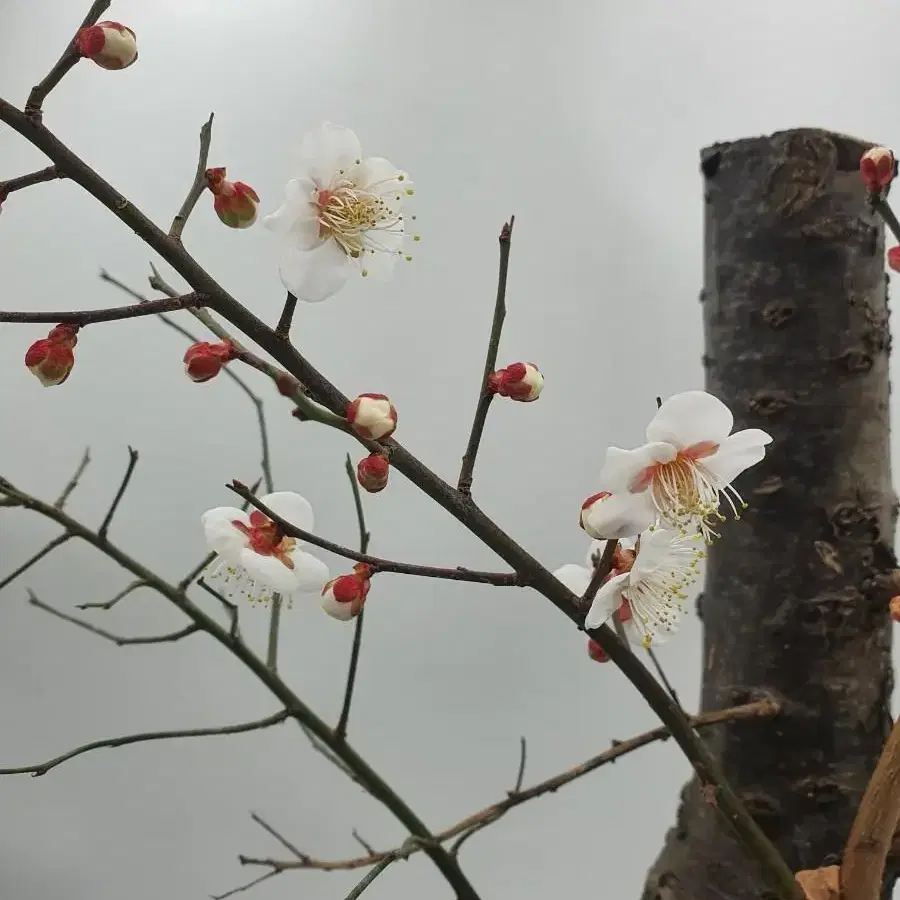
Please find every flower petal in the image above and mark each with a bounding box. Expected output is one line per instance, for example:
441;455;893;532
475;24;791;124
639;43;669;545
646;390;734;448
298;123;362;184
598;443;674;493
553;563;592;597
582;490;655;540
259;492;314;532
238;549;302;594
264;179;321;249
290;551;330;592
278;235;354;303
202;507;249;560
702;428;773;486
349;156;411;195
584;572;628;630
629;527;677;582
322;592;355;621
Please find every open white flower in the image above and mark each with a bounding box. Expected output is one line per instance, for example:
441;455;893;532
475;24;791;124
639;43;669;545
201;492;329;605
263;122;413;303
598;391;772;540
570;528;704;648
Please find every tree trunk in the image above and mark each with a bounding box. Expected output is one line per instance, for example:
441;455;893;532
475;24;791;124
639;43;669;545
641;129;896;900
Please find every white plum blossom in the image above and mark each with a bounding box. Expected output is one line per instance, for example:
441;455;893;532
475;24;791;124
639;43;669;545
598;391;772;541
580;490;653;540
263;122;413;303
201;492;329;605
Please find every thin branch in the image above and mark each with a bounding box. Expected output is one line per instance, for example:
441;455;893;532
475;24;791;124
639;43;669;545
24;0;111;120
841;715;900;900
344;857;395;900
873;195;900;244
54;446;91;509
276;293;299;337
647;646;681;707
28;591;200;647
211;870;279;900
265;595;282;671
77;579;146;611
229;481;524;587
0;166;63;200
98;446;138;540
335;455;372;742
0;534;70;592
352;830;377;856
580;539;618;610
512;736;528;794
241;697;781;874
251;812;308;861
457;216;514;495
0;293;204;325
170;113;215;241
0;710;289;777
197;577;240;641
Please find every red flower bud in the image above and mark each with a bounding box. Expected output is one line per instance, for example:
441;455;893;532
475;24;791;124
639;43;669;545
183;341;234;383
487;362;543;402
346;393;397;440
587;639;609;663
890;595;900;623
75;21;138;70
860;146;895;192
322;569;372;621
205;167;260;229
356;453;390;493
24;323;78;387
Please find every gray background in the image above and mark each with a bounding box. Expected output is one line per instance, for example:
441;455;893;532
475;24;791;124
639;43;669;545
1;1;898;898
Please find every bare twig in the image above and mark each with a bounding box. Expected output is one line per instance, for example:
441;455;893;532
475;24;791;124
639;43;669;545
512;736;528;794
229;481;524;587
335;455;372;742
344;857;395;900
0;294;204;325
276;293;298;337
170;113;215;241
873;196;900;244
352;830;377;855
647;646;681;707
0;710;289;777
98;446;138;540
251;812;308;861
24;0;111;120
457;216;514;495
265;594;282;671
241;697;781;875
77;579;146;611
0;166;63;200
197;577;240;640
211;870;279;900
54;447;91;509
29;591;200;646
580;539;618;610
0;534;70;592
841;716;900;900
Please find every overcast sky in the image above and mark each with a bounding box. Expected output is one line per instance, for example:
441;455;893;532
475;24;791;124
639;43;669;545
2;1;900;899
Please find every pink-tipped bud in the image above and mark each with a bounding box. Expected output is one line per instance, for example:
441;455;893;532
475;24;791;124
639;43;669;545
580;491;612;532
860;146;895;192
357;453;390;493
487;362;543;402
346;393;397;440
322;565;373;621
888;247;900;273
205;167;260;229
890;595;900;623
75;21;138;70
183;341;234;383
25;323;78;387
586;639;609;663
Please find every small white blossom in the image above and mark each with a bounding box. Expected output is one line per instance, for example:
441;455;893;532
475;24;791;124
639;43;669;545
263;123;413;303
598;390;772;540
201;492;329;605
580;491;652;540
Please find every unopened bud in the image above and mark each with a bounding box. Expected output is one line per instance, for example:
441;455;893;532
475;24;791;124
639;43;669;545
357;453;390;493
860;146;895;192
487;362;543;402
586;639;609;663
580;490;650;541
346;393;397;440
183;341;234;383
322;566;372;621
890;595;900;623
25;323;78;387
205;167;260;229
888;247;900;273
75;21;138;70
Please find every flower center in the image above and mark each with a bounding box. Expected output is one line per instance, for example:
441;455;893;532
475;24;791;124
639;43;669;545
232;510;296;569
315;182;401;259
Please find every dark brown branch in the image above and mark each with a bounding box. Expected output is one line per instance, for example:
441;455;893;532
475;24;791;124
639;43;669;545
98;446;138;539
169;113;214;241
54;447;91;509
241;698;781;874
580;539;618;610
276;292;298;337
873;196;900;243
28;590;200;646
344;858;395;900
0;709;289;777
0;293;203;325
0;534;70;592
0;165;63;200
457;216;514;495
24;0;110;120
335;455;372;742
229;481;523;586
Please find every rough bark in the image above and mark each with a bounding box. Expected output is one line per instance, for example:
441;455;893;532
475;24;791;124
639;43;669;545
641;129;896;900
